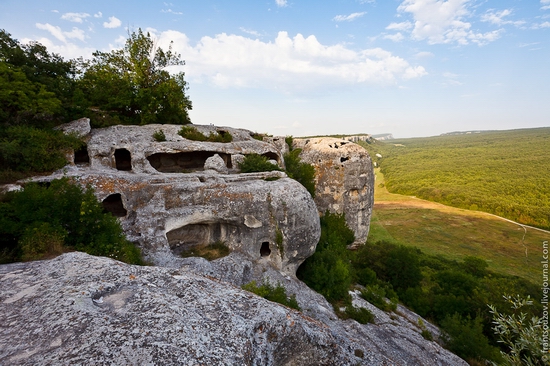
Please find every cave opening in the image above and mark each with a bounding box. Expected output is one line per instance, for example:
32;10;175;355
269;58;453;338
147;151;232;173
114;149;132;171
74;145;90;164
260;242;271;257
102;193;127;217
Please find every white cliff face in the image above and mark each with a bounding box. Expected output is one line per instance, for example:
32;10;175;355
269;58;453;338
43;121;320;275
293;138;375;246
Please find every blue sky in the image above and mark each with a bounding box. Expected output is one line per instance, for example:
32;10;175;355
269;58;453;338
1;0;549;137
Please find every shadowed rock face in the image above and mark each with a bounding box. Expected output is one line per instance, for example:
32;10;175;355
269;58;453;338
294;138;374;246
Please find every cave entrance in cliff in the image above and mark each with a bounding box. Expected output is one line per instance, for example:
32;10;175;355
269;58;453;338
260;242;271;257
74;145;89;165
102;194;127;217
114;149;132;171
261;152;279;165
147;152;232;173
166;222;238;258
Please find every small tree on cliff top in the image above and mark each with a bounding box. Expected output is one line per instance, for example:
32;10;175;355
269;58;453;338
78;28;192;126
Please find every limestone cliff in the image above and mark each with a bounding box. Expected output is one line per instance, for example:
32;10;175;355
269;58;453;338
42;121;320;275
294;138;374;246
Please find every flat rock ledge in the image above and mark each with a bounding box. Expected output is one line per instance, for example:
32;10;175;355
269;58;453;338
0;253;467;366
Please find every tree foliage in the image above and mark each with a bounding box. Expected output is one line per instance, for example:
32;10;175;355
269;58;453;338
78;28;192;126
0;178;142;264
374;128;550;230
297;211;355;302
0;29;77;127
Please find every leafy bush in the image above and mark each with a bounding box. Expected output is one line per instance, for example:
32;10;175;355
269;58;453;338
360;284;398;312
0;178;143;264
0;125;82;174
153;130;166;142
238;153;281;173
488;295;545;365
297;211;355;303
344;305;375;324
284;148;316;197
178;125;232;142
242;280;300;310
440;313;501;363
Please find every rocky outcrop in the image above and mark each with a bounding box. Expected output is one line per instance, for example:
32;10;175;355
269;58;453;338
27;121;320;275
293;138;374;246
0;252;467;366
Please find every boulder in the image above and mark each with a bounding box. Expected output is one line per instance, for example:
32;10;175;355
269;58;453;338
0;252;468;366
293;138;374;246
204;154;228;173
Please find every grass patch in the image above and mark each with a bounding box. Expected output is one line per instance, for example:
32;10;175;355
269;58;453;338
178;126;233;143
242;280;300;310
179;240;230;261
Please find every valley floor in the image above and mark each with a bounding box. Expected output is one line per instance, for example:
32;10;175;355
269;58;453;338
369;169;548;284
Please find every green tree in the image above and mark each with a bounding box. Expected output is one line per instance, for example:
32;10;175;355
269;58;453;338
78;28;192;126
0;29;78;126
284;148;316;197
440;313;501;363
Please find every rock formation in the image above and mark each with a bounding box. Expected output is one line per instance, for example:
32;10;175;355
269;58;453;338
0;252;467;366
42;121;319;275
293;138;374;246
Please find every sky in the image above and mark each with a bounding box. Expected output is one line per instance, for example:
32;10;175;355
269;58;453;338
1;0;549;138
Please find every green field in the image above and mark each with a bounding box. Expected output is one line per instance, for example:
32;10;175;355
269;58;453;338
361;128;550;230
367;167;548;284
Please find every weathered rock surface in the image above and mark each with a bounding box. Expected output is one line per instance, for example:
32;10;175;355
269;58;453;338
0;253;467;366
34;168;319;275
27;121;320;275
293;138;374;246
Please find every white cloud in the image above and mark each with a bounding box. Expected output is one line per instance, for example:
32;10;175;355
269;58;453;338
384;33;405;42
442;71;463;86
23;36;95;60
542;0;550;10
61;12;90;23
36;23;87;43
161;9;183;15
333;12;367;22
94;12;103;18
154;30;427;91
36;23;67;43
396;0;502;45
481;9;525;27
386;21;413;31
533;21;550;28
414;51;434;58
64;27;86;42
276;0;288;8
103;16;122;29
239;27;262;37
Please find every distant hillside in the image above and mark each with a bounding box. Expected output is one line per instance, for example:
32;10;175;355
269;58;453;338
363;127;550;230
